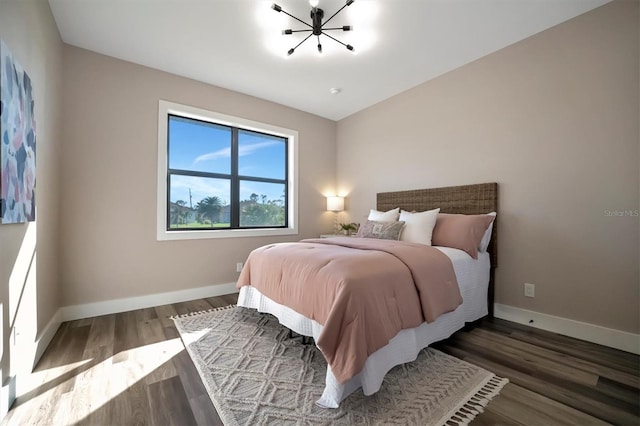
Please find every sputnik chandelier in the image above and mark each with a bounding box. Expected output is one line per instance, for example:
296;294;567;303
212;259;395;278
271;0;355;56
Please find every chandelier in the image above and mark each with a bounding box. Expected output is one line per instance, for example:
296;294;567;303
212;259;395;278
271;0;355;56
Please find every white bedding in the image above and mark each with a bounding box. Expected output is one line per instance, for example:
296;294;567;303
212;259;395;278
237;245;491;408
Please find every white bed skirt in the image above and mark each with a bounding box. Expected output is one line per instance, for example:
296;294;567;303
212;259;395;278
237;248;490;408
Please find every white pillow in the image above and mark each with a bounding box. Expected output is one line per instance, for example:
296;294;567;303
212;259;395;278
368;207;400;222
478;212;497;252
399;208;440;245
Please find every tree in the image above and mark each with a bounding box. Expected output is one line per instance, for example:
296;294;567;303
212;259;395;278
240;194;285;226
175;200;188;226
196;196;222;227
170;200;188;227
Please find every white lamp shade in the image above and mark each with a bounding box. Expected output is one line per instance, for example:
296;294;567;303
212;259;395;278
326;196;344;212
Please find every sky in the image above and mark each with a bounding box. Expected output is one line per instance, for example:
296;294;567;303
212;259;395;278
168;116;286;208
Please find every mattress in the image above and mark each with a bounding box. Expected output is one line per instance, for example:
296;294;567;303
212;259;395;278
237;246;490;408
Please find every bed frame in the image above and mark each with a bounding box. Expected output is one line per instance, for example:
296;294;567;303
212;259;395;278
377;182;498;317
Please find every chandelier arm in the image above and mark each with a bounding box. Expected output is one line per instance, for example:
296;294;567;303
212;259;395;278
279;9;313;29
322;27;350;31
321;3;349;28
321;31;350;48
288;29;313;33
291;33;314;51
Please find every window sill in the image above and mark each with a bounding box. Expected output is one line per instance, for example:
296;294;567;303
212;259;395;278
157;227;298;241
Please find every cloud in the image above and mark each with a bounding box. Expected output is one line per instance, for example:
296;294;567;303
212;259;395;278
193;147;231;163
194;141;278;164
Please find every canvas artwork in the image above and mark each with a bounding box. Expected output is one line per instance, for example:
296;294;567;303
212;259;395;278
1;40;36;224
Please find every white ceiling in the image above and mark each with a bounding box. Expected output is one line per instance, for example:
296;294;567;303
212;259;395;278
48;0;610;121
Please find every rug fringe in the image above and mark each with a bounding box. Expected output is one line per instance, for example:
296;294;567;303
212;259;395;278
443;375;509;426
170;304;237;320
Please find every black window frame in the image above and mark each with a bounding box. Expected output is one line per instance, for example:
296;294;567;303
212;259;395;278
166;113;289;232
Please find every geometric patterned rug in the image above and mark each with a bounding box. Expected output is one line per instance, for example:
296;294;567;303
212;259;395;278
174;305;508;426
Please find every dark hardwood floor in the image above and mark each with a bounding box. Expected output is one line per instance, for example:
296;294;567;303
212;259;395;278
4;294;638;425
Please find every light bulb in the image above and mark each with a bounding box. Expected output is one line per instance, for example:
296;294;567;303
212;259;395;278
309;0;319;7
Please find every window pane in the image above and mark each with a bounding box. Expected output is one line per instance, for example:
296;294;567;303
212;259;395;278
239;181;286;227
169;175;230;229
238;130;286;179
169;115;231;174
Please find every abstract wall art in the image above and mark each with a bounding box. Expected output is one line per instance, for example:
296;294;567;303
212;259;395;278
1;40;36;224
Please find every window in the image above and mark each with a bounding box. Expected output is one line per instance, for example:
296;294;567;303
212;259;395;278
157;101;298;240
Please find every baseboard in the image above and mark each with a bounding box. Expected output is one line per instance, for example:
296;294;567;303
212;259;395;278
33;308;63;370
61;282;238;321
0;376;16;421
494;303;640;355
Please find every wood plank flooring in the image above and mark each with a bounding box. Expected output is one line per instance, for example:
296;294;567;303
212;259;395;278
3;294;638;425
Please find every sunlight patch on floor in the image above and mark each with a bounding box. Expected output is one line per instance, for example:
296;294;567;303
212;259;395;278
18;358;93;397
13;337;185;424
177;327;211;346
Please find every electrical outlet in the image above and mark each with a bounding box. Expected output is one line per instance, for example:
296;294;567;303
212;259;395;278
236;262;244;273
524;282;535;298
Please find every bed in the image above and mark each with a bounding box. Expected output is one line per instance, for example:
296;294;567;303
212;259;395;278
237;182;498;408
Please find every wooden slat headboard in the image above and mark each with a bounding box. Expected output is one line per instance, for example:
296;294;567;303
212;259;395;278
377;182;498;267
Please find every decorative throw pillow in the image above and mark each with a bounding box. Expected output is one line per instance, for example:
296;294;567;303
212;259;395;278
367;207;400;222
399;208;440;246
478;212;497;252
357;220;405;240
432;213;495;259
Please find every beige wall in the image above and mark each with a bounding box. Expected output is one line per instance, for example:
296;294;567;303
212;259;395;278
337;1;639;334
0;0;63;379
60;46;337;306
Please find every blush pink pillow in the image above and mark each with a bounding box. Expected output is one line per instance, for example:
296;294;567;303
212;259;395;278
432;213;496;259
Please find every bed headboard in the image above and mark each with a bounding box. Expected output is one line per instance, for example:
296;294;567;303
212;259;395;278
376;182;498;267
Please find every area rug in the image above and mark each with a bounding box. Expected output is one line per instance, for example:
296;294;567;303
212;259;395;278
174;306;508;426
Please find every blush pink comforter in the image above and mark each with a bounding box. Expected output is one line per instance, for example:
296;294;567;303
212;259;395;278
236;237;462;383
